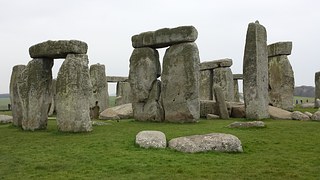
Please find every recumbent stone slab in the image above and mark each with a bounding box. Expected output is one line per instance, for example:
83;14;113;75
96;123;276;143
29;40;88;59
136;130;167;149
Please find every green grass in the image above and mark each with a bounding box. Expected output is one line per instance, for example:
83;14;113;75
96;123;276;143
0;118;319;179
293;96;314;104
109;96;116;107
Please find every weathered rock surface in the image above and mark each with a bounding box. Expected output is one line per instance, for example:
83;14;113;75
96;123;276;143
301;103;314;108
56;54;92;132
228;121;265;128
106;76;128;82
268;55;294;111
136;130;167;149
233;79;240;102
115;82;132;106
199;58;233;71
213;67;234;102
48;79;56;116
267;42;292;57
90;63;109;112
291;111;310;121
0;115;13;124
168;133;243;153
29;40;88;59
99;103;133;120
243;21;269;119
206;114;220;120
304;111;313;118
230;104;246;118
161;42;200;122
213;85;229;119
132;26;198;48
200;100;218;118
18;58;53;131
315;72;320;107
9;65;26;127
268;106;292;120
199;70;213;100
311;111;320;121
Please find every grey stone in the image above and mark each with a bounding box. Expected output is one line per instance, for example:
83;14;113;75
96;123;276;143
199;70;213;100
311;111;320;121
233;79;240;102
200;100;218;118
132;26;198;48
301;103;314;108
99;103;133;120
304;111;313;118
291;111;310;121
161;42;200;122
0;115;13;124
9;65;26;127
48;79;56;116
213;85;229;119
267;41;292;57
243;21;269;119
90;63;109;112
315;99;320;108
136;131;167;149
168;133;243;153
92;121;112;126
17;58;53;131
56;54;92;132
206;114;220;120
29;40;88;59
268;55;294;111
228;121;265;128
115;82;132;106
230;104;246;118
212;67;234;102
233;74;243;80
268;106;292;120
315;72;320;107
106;76;128;82
199;58;233;71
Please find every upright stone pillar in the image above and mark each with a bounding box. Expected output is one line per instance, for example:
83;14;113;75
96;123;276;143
243;21;269;119
18;59;53;131
233;74;243;102
90;64;109;112
268;42;294;111
315;72;320;108
9;65;26;127
213;67;234;102
48;79;56;116
162;42;200;122
199;70;213;100
56;54;92;132
115;81;132;106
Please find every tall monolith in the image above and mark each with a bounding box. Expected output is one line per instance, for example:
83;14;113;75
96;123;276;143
90;64;109;112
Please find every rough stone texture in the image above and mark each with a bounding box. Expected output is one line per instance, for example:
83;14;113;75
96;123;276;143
228;121;265;128
213;67;234;102
99;103;133;120
268;55;294;111
115;82;132;106
315;72;320;108
0;115;13;124
315;99;320;108
243;21;269;119
29;40;88;59
106;76;128;82
17;58;53;131
199;70;213;100
200;100;218;118
233;74;243;80
213;85;229;119
301;103;314;108
199;58;233;71
168;133;243;153
90;64;109;112
9;65;26;127
206;114;220;120
132;26;198;48
311;111;320;121
291;111;310;121
56;54;92;132
161;42;200;122
48;79;56;116
135;131;167;149
233;80;240;102
231;104;246;118
267;41;292;57
304;111;313;118
268;106;292;120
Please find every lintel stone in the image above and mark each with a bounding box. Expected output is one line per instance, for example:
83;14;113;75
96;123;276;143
267;41;292;57
106;76;128;82
199;58;232;71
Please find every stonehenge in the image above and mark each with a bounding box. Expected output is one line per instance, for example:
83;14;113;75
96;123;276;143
106;76;132;106
315;72;320;108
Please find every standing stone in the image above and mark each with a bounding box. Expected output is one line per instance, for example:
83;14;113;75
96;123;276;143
199;70;213;100
128;47;163;121
212;67;234;102
90;64;109;112
233;79;240;102
9;65;26;127
48;79;56;116
213;85;229;119
56;54;92;132
115;82;132;106
268;55;294;111
243;21;269;119
161;42;200;122
315;72;320;108
17;59;53;131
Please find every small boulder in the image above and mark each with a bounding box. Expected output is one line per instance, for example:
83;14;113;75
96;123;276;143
136;131;167;149
301;103;314;108
0;115;13;124
99;103;133;120
230;104;246;118
268;106;292;120
228;121;265;128
168;133;243;153
291;111;310;121
311;111;320;121
304;111;313;118
206;114;220;120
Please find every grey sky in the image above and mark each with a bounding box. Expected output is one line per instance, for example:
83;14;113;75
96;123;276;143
1;0;319;94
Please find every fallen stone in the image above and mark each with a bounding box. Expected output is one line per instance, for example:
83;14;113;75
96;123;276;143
304;111;313;118
268;106;292;120
231;104;246;118
206;114;220;120
200;100;218;118
199;58;233;71
132;26;198;48
100;103;133;120
267;41;292;57
0;115;13;124
168;133;243;153
29;40;88;59
136;131;167;149
311;111;320;121
291;111;310;121
228;121;265;128
301;103;314;108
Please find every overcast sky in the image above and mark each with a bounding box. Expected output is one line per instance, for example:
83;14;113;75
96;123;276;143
1;0;319;94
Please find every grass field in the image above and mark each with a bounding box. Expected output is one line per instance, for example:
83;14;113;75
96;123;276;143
0;118;320;179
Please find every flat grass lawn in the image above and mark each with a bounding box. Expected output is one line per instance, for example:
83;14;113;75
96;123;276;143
1;119;320;179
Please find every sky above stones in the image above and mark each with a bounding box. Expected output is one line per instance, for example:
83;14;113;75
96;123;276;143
1;0;319;94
